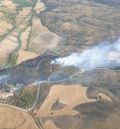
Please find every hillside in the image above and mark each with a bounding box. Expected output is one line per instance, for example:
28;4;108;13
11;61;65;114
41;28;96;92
40;0;120;55
0;0;120;129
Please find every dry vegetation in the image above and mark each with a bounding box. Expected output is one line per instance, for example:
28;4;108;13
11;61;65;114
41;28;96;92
20;26;31;50
34;84;114;129
0;105;39;129
36;84;97;117
43;120;60;129
34;0;46;14
0;0;119;129
0;37;18;66
17;50;38;64
0;0;60;67
16;7;32;24
28;17;60;54
3;0;16;11
0;0;36;67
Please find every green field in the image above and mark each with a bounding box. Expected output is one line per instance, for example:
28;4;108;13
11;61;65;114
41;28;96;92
13;0;33;7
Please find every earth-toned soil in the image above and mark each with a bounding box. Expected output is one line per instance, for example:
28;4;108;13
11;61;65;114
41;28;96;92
36;84;97;117
0;0;120;129
0;105;39;129
40;0;120;55
17;50;38;64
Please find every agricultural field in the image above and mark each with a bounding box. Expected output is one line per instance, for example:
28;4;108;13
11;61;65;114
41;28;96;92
0;0;59;67
0;0;120;129
0;105;39;129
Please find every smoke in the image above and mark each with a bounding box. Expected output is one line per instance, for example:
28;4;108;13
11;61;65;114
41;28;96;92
0;75;9;82
52;39;120;70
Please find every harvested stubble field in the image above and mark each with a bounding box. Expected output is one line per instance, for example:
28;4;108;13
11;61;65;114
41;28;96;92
0;105;39;129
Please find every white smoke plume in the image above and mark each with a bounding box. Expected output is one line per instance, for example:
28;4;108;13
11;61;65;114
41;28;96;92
52;39;120;70
0;75;9;82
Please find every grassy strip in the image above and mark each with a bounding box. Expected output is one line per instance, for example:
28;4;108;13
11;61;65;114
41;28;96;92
13;0;33;7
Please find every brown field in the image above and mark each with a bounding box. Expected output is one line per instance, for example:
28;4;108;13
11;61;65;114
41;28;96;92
32;31;59;49
62;22;80;31
0;36;18;65
17;50;38;64
21;26;31;50
18;8;31;16
36;84;113;129
16;7;31;24
0;21;12;34
96;93;112;102
34;0;46;13
3;0;16;11
36;84;97;117
0;0;51;66
0;12;3;20
0;105;39;129
43;120;60;129
29;17;60;54
32;18;48;33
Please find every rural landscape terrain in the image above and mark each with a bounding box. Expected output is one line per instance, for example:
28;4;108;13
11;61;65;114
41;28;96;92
0;0;120;129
